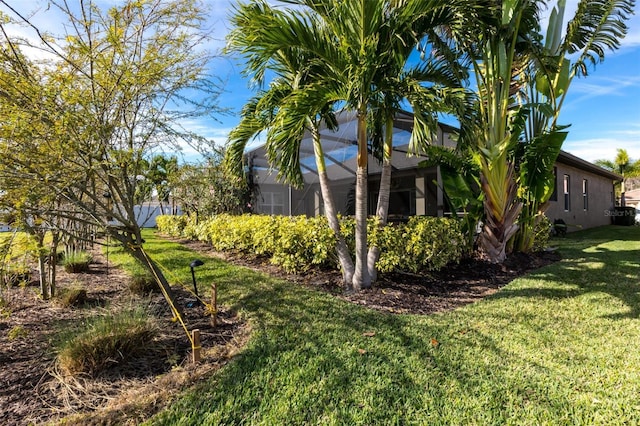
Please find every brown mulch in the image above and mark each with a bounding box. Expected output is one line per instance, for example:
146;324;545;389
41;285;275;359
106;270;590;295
0;237;560;426
0;246;248;426
178;238;561;315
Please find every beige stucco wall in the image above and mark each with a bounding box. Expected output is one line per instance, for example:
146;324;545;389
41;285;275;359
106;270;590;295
545;162;616;231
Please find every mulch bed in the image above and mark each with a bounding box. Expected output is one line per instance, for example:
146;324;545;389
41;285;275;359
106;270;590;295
178;238;561;315
0;247;247;426
0;237;560;425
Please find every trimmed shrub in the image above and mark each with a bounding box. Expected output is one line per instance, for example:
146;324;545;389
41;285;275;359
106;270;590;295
56;309;158;376
372;217;464;273
157;213;464;274
156;214;189;237
532;214;553;252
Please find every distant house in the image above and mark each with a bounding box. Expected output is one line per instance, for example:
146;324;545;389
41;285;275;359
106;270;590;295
624;188;640;208
247;111;622;232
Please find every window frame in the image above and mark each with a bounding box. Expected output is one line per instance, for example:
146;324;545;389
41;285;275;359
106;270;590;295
563;174;571;212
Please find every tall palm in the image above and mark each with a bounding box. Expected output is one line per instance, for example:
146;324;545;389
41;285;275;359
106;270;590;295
445;0;543;263
595;148;640;204
228;0;478;289
226;89;357;285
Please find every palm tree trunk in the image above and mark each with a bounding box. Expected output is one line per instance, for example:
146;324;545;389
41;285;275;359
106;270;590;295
367;116;393;282
478;160;522;263
352;107;371;290
311;122;355;286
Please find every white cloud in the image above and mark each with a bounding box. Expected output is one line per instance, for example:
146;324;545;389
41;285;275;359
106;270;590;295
563;138;640;163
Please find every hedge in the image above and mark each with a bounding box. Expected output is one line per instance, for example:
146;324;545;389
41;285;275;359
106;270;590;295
157;214;464;274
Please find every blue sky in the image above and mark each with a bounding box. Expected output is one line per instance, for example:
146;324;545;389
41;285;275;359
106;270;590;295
4;0;640;164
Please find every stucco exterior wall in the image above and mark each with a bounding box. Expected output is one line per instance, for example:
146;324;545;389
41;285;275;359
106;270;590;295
545;162;616;231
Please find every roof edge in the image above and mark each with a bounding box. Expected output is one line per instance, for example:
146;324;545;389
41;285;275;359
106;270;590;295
557;150;623;181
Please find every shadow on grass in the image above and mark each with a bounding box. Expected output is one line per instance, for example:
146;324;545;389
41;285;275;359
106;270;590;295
493;226;640;319
140;230;595;424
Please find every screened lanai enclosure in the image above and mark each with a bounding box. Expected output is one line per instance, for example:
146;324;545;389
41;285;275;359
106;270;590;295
246;110;458;219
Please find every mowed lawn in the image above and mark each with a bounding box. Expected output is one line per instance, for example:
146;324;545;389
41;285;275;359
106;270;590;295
141;226;640;425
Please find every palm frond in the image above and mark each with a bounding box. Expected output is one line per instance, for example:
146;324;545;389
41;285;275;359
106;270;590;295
563;0;635;77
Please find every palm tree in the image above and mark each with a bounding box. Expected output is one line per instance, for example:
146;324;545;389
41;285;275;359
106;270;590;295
595;148;640;205
225;87;357;285
227;0;478;289
446;0;634;262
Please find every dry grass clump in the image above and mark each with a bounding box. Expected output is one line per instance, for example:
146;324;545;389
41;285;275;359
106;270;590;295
63;250;93;273
56;285;88;307
128;268;160;295
57;308;158;377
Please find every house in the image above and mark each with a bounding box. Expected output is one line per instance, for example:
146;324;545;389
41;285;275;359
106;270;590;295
248;110;621;231
623;188;640;208
545;151;622;230
248;110;453;218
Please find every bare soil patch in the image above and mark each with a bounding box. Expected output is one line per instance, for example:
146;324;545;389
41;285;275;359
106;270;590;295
0;246;247;426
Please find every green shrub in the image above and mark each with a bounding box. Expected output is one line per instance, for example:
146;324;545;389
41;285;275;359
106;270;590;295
63;250;93;273
56;308;158;376
372;217;464;273
532;214;552;252
56;285;88;307
155;213;464;274
156;214;189;237
270;216;336;272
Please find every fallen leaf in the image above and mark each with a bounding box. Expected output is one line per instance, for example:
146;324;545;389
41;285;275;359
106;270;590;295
363;332;376;337
358;348;367;355
430;338;439;347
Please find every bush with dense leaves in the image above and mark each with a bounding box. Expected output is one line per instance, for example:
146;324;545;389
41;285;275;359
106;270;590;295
157;214;463;273
532;214;552;252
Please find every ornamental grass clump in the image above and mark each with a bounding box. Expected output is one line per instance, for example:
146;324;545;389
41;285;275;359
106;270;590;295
128;268;160;295
57;308;158;377
56;285;88;308
63;250;93;273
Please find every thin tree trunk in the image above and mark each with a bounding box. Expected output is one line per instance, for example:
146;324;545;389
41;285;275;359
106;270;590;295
110;229;184;318
48;232;59;298
352;107;371;290
311;121;354;287
35;233;48;299
367;116;394;282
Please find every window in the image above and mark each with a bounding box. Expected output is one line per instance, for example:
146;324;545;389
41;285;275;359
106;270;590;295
563;174;570;211
582;179;588;211
260;192;285;215
550;167;558;202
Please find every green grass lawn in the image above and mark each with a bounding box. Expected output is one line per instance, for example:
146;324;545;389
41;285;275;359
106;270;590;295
135;226;640;425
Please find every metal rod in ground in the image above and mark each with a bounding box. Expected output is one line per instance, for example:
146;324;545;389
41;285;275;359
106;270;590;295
211;283;217;327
